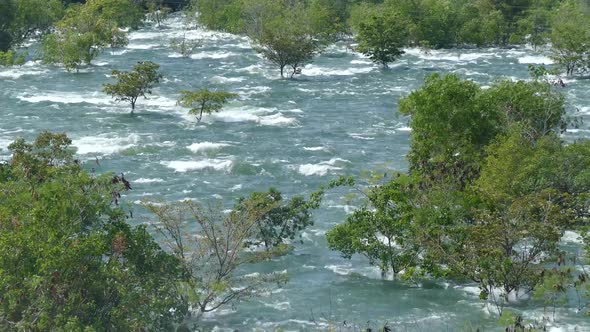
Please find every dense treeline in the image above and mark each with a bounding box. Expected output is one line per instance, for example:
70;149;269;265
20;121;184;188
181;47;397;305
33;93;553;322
2;0;590;75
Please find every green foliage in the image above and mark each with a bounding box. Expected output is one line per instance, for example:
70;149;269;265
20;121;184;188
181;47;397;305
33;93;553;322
0;50;27;66
236;187;324;251
399;74;494;186
327;71;590;319
353;6;409;68
103;61;163;113
399;74;566;187
0;132;187;331
40;0;143;71
327;173;421;279
549;0;590;75
251;3;326;78
1;0;63;51
177;89;238;122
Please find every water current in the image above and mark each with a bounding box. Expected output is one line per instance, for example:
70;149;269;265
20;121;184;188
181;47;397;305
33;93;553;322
1;15;589;331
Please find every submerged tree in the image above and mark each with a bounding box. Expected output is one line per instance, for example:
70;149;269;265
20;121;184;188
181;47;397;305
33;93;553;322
0;132;187;330
236;187;324;251
40;0;143;71
251;4;325;78
103;61;163;113
145;200;288;317
170;33;201;58
353;6;409;68
177;89;238;122
327;173;421;279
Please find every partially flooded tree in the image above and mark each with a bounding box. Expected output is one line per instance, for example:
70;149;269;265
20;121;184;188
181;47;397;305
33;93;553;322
146;0;172;28
326;173;421;280
236;187;324;251
352;6;409;68
170;33;201;58
103;61;162;113
145;199;288;318
251;4;325;78
177;89;237;122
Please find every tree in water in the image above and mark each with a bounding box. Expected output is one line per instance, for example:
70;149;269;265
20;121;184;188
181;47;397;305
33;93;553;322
177;89;238;122
352;6;409;69
103;61;163;113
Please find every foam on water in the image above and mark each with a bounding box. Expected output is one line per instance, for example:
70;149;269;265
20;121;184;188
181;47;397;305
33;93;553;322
187;142;230;153
517;55;554;64
302;64;375;76
209;75;246;84
0;61;48;79
18;91;112;105
190;51;239;60
297;158;349;176
162;159;233;172
73;134;140;155
134;178;165;183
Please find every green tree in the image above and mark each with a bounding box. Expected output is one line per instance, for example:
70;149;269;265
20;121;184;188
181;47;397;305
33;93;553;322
40;0;142;71
353;6;409;68
399;74;565;187
236;187;324;251
177;89;238;122
251;4;325;78
0;132;187;331
327;173;421;279
0;0;63;51
103;61;163;113
549;0;590;75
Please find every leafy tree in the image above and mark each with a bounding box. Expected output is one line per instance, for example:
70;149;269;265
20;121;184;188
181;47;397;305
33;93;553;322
398;74;495;186
3;0;63;50
549;0;590;75
103;61;163;113
251;4;325;78
0;132;187;330
327;174;421;279
177;89;238;122
40;0;142;70
353;6;409;68
236;187;324;251
145;200;288;318
399;74;566;187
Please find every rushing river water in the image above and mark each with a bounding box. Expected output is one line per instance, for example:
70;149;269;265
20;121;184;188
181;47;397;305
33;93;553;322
1;15;590;331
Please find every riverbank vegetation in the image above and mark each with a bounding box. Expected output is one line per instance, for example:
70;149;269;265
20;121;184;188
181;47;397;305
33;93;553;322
1;0;590;330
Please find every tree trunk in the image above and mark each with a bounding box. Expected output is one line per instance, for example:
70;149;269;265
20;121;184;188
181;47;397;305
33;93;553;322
131;101;135;114
280;65;285;78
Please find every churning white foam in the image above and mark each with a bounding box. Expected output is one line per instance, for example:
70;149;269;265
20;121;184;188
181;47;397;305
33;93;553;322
72;134;139;155
186;142;229;153
162;159;233;172
517;55;554;64
134;178;165;183
297;158;349;176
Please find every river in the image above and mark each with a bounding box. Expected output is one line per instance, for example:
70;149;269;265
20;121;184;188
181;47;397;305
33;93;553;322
1;15;589;331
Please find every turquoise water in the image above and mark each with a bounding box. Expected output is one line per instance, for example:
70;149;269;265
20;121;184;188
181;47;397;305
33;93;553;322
1;15;589;331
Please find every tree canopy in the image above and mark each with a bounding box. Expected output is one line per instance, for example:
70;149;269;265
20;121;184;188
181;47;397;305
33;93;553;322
103;61;163;113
